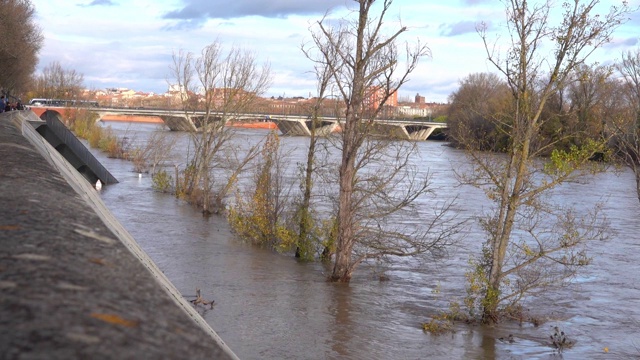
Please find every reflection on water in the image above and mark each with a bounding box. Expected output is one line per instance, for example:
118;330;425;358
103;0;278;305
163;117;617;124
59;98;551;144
93;122;640;359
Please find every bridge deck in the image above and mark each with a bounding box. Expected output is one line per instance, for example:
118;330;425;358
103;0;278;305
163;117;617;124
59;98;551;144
28;106;447;140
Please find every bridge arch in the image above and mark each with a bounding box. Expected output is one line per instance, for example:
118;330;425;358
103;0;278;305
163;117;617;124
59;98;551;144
30;106;66;119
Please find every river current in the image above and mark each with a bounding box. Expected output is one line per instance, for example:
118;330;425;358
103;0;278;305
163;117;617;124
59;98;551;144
93;122;640;359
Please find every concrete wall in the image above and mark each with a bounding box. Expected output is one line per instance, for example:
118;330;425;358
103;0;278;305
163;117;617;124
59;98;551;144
0;111;239;359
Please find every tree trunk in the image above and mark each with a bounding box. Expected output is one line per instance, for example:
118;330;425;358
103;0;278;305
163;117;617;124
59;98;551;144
331;165;355;281
331;120;358;281
635;167;640;203
484;110;532;322
296;117;317;260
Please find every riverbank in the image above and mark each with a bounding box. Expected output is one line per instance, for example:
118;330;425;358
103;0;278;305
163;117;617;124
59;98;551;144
101;114;164;124
228;120;277;130
0;111;238;359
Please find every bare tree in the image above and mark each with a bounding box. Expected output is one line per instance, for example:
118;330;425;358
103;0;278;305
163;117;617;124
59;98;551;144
447;72;512;151
311;0;460;282
292;38;340;261
565;64;615;144
614;48;640;201
131;130;178;174
228;131;298;249
461;0;631;322
32;61;85;100
169;41;271;215
0;0;42;97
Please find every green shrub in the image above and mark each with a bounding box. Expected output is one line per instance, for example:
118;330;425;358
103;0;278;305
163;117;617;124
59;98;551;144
152;170;173;193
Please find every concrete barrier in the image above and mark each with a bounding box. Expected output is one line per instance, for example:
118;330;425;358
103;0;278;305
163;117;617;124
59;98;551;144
0;111;239;359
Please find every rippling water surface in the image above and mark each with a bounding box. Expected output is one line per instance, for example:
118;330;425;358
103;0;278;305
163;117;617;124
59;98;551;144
93;122;640;359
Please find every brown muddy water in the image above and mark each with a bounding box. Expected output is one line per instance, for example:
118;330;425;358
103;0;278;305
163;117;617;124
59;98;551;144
93;122;640;359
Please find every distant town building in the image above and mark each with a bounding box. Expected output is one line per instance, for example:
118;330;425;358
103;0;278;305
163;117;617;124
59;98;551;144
363;86;398;111
396;94;449;119
396;105;432;118
83;84;447;117
167;84;185;94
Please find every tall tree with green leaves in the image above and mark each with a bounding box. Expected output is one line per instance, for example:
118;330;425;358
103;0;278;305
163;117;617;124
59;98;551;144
462;0;632;322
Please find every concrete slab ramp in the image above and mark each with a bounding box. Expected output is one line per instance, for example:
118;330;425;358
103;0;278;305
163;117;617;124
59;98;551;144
33;110;118;185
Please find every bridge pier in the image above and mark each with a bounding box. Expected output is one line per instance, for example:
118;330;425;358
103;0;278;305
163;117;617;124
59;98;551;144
157;114;197;132
271;117;339;136
404;124;438;141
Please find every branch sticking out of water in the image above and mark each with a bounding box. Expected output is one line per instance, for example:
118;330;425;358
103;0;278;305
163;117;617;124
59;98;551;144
190;288;215;309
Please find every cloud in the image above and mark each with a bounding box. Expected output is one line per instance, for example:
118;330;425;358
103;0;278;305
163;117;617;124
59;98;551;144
463;0;492;4
163;0;347;22
439;21;483;37
79;0;117;6
604;37;639;49
162;18;208;31
37;35;175;93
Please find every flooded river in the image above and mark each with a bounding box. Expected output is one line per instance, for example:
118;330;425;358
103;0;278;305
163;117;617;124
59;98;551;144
93;122;640;359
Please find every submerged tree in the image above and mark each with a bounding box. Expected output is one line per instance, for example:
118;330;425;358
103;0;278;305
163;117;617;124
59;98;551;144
311;0;460;282
228;131;298;249
461;0;631;322
169;41;271;215
131;130;178;175
293;36;341;261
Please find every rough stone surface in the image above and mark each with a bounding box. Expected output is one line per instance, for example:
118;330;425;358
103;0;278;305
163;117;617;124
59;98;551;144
0;112;235;359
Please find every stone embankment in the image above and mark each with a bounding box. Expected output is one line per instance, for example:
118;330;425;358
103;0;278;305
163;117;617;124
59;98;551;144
0;111;238;359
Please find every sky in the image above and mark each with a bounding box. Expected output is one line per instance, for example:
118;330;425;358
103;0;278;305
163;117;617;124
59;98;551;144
31;0;640;103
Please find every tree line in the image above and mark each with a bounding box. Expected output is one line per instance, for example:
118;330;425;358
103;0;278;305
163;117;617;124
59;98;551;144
448;56;640;202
